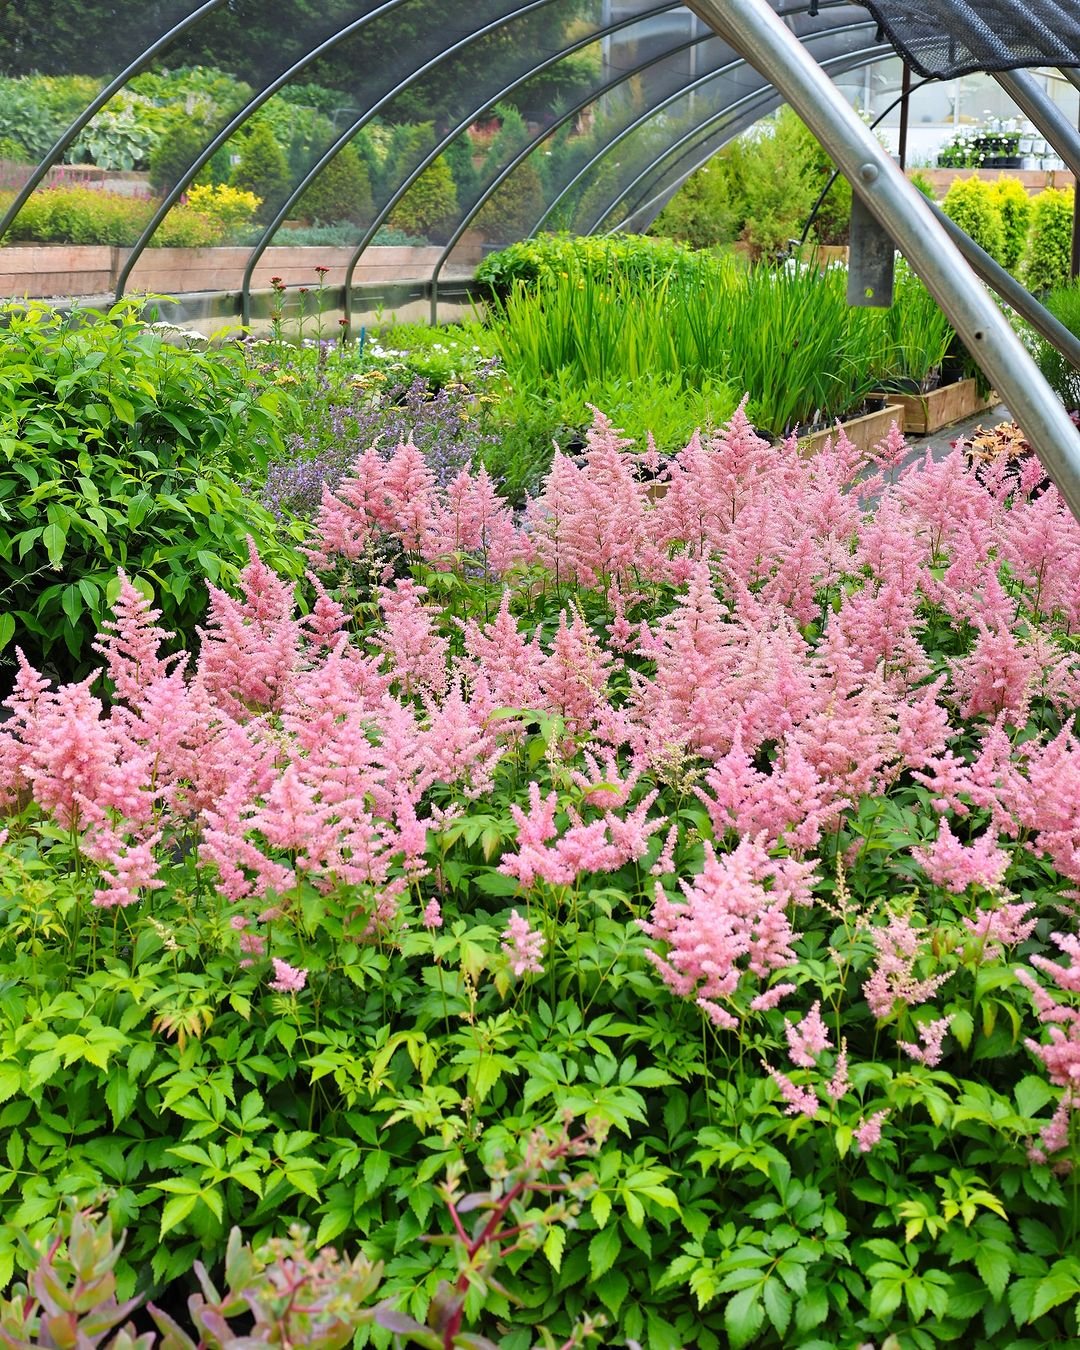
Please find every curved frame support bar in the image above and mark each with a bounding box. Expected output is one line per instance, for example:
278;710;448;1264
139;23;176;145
340;0;686;324
0;0;228;244
426;23;738;322
116;0;415;298
532;14;875;241
685;0;1080;520
428;7;877;321
239;0;564;323
597;44;888;235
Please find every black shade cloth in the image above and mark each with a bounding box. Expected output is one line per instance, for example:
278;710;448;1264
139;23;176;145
859;0;1080;77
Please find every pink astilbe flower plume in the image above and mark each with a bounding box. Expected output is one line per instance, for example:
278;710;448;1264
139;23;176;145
912;818;1010;893
501;909;545;976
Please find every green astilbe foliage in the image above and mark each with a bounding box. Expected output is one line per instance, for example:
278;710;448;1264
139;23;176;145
230;122;290;223
1024;186;1076;294
942;176;1006;263
0;299;300;678
990;176;1033;273
1033;278;1080;410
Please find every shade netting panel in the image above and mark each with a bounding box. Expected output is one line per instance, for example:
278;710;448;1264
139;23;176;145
860;0;1080;78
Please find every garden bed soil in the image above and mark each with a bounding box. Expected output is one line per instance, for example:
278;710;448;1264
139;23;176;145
869;378;995;435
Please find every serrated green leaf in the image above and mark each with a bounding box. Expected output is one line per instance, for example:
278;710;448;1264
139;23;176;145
543;1224;565;1272
724;1287;765;1350
589;1223;621;1281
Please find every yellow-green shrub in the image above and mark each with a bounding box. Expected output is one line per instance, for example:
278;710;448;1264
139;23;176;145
990;176;1033;272
185;182;261;231
0;187;224;247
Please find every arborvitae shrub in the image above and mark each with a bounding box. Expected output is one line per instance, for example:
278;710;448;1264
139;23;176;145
942;176;1006;263
990;176;1033;273
295;141;373;224
1024;187;1075;293
231;121;290;222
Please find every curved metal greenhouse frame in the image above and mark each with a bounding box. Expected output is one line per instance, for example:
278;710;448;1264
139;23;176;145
2;0;1079;507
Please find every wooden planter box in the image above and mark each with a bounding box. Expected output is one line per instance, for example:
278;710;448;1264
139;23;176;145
798;401;904;456
868;378;995;435
643;401;905;499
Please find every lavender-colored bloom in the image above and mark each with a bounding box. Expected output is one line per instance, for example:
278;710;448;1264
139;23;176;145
261;373;499;521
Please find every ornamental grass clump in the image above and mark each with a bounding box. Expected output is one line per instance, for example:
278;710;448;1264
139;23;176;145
5;401;1080;1345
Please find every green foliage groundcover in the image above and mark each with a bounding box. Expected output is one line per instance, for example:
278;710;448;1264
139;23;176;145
0;299;300;676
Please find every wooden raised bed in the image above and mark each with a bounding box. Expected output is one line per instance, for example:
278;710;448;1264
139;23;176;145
868;378;995;435
798;401;905;456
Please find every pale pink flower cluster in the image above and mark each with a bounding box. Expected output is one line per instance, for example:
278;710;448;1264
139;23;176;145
785;1000;832;1067
962;900;1036;955
268;958;308;993
911;819;1010;893
1016;935;1080;1161
499;781;664;889
863;915;948;1019
898;1014;952;1068
501;909;545;976
853;1109;890;1153
640;837;814;1024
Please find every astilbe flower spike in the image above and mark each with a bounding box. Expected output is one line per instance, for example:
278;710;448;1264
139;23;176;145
501;909;545;976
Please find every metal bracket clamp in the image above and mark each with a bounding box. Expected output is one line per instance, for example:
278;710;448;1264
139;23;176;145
683;0;1080;524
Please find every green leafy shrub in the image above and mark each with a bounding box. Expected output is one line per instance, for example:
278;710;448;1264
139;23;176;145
475;161;546;245
475;230;714;299
908;170;937;200
0;186;224;247
650;107;851;257
1024;186;1075;293
295;140;373;224
388;158;459;241
0;299;300;675
648;159;739;249
990;176;1033;272
231;122;291;223
149;115;211;195
942;176;1006;263
185;182;262;233
1033;278;1080;409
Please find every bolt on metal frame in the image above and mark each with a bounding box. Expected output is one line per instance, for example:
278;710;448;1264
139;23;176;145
682;0;1080;522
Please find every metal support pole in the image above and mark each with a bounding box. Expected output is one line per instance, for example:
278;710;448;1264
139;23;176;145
683;0;1080;522
994;69;1080;178
1074;99;1080;281
898;61;911;171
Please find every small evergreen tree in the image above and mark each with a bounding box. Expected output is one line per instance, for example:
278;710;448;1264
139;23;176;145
231;121;290;222
296;141;373;224
990;176;1033;273
149;116;209;195
942;176;1006;263
1024;187;1075;293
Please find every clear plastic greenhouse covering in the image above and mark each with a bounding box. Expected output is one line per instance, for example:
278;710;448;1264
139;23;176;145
858;0;1080;80
0;0;902;312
